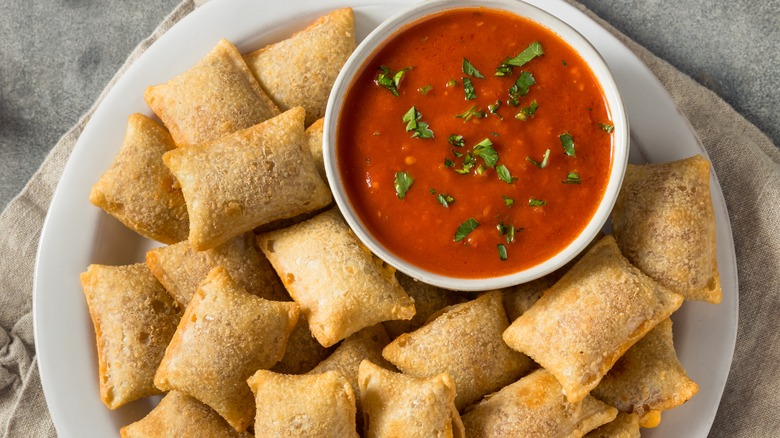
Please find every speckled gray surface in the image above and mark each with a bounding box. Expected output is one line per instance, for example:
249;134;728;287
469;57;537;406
0;0;776;214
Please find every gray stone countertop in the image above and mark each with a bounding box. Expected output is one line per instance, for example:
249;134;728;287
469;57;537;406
0;0;777;213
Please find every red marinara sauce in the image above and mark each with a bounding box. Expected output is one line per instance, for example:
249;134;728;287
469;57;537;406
337;8;613;279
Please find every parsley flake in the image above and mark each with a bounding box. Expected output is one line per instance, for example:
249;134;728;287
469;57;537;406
528;198;547;207
598;123;614;133
496;41;544;76
454;218;480;242
473;139;498;168
394;171;414;199
515;100;539;120
376;66;412;96
418;84;433;95
463;77;477;100
508;72;535;106
496;165;517;183
462;58;485;78
455;105;485;122
402;106;434;139
502;195;514;207
497;244;508;261
563;171;582;184
560;133;575;156
527;149;550;169
448;134;465;147
437;193;455;207
488;100;503;119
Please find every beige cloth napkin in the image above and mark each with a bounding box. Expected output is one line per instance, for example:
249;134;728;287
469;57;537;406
1;0;777;436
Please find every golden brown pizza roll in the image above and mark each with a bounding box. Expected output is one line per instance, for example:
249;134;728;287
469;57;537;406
502;231;604;322
611;155;721;303
163;107;332;250
591;318;699;418
308;324;393;431
154;266;299;432
306;118;326;182
145;38;279;147
145;232;287;307
271;315;332;374
89;113;188;244
358;360;464;438
461;369;617;438
584;412;641;438
257;208;415;347
382;291;534;410
120;391;252;438
383;272;467;339
80;263;181;409
502;235;684;403
245;8;356;126
247;369;358;437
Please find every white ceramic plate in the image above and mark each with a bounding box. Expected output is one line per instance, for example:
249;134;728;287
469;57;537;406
33;0;738;437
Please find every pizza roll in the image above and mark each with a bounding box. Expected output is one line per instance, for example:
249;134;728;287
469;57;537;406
502;231;603;322
145;38;279;147
257;209;415;347
384;272;467;339
146;232;287;307
80;263;181;409
154;266;299;432
245;8;356;126
247;369;358;437
382;291;533;410
462;369;617;438
306;118;326;182
611;155;721;303
584;413;641;438
120;391;251;438
308;324;393;430
502;235;684;403
591;318;699;418
358;360;464;438
164;107;332;250
271;315;332;374
89;113;188;244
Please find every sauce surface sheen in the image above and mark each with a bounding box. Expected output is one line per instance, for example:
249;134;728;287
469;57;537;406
337;8;613;279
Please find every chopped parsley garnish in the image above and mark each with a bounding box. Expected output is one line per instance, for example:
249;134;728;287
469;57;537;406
376;65;411;96
496;165;517;183
394;171;414;199
437;193;455;207
444;158;455;167
598;123;614;133
562;59;568;67
454;218;480;242
563;171;582;184
402;106;434;139
451;149;463;158
448;134;465;147
528;198;547;207
495;41;544;76
508;72;535;106
454;153;476;174
418;84;433;95
497;244;508;261
472;138;498;168
502;195;514;207
463;77;477;100
455;105;485;122
497;222;517;243
475;164;487;175
527;149;550;169
560;133;575;156
488;100;503;119
462;58;485;78
446;79;459;87
515;100;539;120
